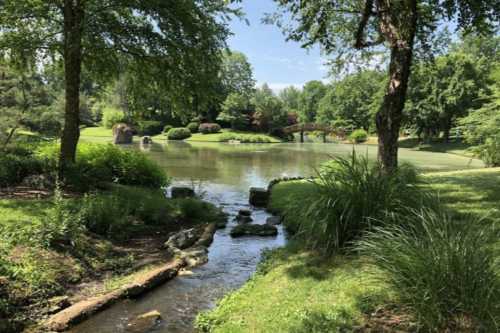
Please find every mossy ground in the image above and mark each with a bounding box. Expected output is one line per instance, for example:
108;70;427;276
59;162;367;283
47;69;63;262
196;168;500;332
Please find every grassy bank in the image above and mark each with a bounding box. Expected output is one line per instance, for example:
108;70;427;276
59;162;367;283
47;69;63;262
0;142;226;330
187;129;282;143
196;168;500;332
80;127;115;143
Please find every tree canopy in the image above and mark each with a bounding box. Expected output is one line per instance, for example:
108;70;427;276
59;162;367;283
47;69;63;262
270;0;499;171
0;0;237;168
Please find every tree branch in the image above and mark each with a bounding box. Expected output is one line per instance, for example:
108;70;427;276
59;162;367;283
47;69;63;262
354;0;374;49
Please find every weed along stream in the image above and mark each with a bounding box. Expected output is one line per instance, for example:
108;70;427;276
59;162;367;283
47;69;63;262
70;141;481;333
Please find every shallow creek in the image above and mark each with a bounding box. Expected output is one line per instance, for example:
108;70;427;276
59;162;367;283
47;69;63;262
70;141;481;332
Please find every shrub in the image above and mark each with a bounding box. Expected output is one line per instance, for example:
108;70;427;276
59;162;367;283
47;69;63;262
0;151;43;187
199;123;221;134
474;135;500;167
357;210;500;331
163;125;173;134
36;143;169;191
349;129;368;143
187;122;200;133
284;153;432;255
218;133;272;143
136;120;163;136
102;107;126;129
167;127;191;140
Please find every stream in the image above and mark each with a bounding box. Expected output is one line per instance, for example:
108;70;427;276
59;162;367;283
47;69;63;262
70;141;481;333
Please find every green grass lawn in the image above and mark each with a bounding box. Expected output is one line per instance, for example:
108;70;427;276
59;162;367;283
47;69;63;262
80;126;115;143
197;168;500;332
398;137;474;157
187;129;282;143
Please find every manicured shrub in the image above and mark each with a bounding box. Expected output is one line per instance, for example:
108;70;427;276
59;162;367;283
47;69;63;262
187;122;200;133
36;143;169;191
284;153;432;255
167;127;191;140
349;129;368;143
102;107;126;129
163;125;173;134
136;120;163;136
357;210;500;331
0;151;44;187
199;123;221;134
219;133;272;143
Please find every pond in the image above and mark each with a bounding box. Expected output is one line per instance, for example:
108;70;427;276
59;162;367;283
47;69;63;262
70;142;482;333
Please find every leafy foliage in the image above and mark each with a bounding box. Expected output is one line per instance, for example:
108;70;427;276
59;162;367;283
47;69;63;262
297;80;326;123
199;123;222;134
357;210;500;331
36;143;169;191
252;84;287;132
102;107;126;129
136;120;163;136
284;153;431;255
349;129;368;143
218;93;252;130
187;122;200;134
167;128;192;140
405;51;488;140
317;70;384;130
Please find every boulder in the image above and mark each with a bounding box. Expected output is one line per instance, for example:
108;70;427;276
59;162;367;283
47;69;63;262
238;209;252;216
179;246;209;267
126;310;162;333
266;216;282;226
249;187;269;207
235;214;253;223
171;187;195;199
164;228;199;250
230;224;278;238
112;123;134;144
140;136;153;144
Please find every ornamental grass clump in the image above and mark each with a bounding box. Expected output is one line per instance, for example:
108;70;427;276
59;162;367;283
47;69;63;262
287;153;433;255
357;210;500;332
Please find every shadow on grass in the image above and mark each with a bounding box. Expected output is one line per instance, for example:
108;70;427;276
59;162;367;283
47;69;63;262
288;309;356;333
398;137;472;154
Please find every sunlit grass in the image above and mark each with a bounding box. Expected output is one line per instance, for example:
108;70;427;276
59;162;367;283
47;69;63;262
198;167;500;332
196;249;391;332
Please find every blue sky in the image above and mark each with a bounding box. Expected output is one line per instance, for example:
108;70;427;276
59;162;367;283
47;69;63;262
227;1;329;92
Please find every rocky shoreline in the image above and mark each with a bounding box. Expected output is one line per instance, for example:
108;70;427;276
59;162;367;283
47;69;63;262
38;222;219;332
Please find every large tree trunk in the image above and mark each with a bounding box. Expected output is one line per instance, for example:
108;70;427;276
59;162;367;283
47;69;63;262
60;0;84;172
376;0;417;173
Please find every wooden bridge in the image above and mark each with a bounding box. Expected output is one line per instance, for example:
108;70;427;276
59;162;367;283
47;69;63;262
282;123;346;143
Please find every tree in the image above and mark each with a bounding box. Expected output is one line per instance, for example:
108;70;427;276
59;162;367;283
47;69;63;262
218;93;253;130
459;65;500;145
270;0;498;171
0;57;51;148
220;51;256;98
252;84;287;132
297;80;326;123
279;86;301;114
317;70;384;131
0;0;236;171
406;52;487;141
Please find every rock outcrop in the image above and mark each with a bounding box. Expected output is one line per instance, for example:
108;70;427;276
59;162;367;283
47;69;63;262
249;187;269;207
112;123;134;144
230;224;278;238
171;187;195;199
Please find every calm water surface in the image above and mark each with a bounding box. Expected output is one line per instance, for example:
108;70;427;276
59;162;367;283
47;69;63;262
71;142;481;333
